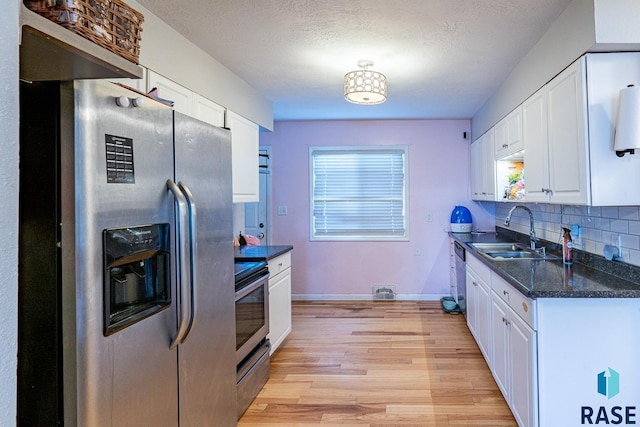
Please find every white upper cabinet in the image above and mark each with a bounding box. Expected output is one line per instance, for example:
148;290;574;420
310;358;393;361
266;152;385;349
546;57;590;205
520;57;590;205
494;106;523;159
470;129;496;201
192;93;225;127
147;70;193;116
586;53;640;206
226;110;260;203
522;87;551;203
146;71;225;127
518;53;640;206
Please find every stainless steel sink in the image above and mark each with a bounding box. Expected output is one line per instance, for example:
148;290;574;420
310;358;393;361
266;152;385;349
469;243;527;252
469;242;559;260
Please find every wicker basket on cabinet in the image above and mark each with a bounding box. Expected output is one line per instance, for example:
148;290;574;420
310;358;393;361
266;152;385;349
24;0;144;64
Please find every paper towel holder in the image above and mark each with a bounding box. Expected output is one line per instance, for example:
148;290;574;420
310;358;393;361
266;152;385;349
614;84;640;157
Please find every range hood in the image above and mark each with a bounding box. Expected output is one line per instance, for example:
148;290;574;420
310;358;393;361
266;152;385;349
19;4;142;81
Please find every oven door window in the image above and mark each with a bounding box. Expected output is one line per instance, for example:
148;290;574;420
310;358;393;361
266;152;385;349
235;285;266;351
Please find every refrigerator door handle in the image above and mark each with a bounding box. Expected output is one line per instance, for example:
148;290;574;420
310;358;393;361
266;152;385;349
178;181;198;344
167;179;192;349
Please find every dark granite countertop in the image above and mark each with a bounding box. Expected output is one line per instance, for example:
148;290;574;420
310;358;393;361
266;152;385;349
451;227;640;299
234;245;293;261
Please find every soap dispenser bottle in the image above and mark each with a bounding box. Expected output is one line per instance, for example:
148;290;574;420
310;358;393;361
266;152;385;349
562;227;573;265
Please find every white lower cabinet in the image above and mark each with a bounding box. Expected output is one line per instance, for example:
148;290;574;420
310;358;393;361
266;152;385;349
490;275;538;427
464;250;538;427
267;251;292;354
465;253;492;363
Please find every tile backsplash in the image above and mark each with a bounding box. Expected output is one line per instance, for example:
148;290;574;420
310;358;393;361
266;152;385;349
494;203;640;267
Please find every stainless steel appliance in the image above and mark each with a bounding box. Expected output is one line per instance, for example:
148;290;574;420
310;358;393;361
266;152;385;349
453;241;467;316
234;261;270;418
18;80;236;426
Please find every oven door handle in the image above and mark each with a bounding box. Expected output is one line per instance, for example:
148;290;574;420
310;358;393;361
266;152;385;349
178;181;197;344
167;179;192;350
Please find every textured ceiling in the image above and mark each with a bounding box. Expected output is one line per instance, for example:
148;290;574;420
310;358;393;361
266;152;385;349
135;0;573;121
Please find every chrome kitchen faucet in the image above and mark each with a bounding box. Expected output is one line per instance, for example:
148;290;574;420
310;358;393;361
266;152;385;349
504;205;540;250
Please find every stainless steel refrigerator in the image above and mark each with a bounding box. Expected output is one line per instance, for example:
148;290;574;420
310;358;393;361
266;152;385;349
18;79;237;426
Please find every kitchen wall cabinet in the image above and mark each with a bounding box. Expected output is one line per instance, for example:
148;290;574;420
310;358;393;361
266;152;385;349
519;57;589;205
192;92;225;127
586;53;640;206
470;129;496;201
147;70;193;116
465;252;492;362
521;87;549;203
491;275;537;427
147;71;225;127
226;110;260;203
494;106;523;159
546;57;590;205
267;251;292;354
520;53;640;206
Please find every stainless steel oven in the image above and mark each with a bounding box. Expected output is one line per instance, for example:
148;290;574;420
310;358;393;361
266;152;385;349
234;261;270;418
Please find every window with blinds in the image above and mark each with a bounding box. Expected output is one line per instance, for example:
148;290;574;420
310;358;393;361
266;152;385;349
310;146;408;241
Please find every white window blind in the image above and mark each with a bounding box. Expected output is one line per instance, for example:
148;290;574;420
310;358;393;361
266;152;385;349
310;146;408;241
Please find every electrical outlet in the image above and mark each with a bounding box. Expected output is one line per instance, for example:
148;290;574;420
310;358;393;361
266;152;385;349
414;248;421;256
277;206;288;216
426;213;433;222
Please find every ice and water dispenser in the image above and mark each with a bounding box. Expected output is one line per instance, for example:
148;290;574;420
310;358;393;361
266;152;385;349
103;223;171;335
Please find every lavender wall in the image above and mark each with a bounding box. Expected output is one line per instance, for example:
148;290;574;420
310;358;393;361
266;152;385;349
260;120;494;299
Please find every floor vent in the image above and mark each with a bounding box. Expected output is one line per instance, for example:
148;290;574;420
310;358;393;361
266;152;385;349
372;285;396;301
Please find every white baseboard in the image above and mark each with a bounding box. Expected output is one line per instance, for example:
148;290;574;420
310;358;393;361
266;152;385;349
291;294;447;301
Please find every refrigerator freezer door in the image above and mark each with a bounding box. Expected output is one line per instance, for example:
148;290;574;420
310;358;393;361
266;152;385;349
173;112;237;426
68;80;179;426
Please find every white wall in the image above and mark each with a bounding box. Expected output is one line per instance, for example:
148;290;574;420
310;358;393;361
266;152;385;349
126;0;274;130
1;1;20;426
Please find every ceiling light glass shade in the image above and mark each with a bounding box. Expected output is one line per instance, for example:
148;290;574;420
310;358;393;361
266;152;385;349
344;68;387;105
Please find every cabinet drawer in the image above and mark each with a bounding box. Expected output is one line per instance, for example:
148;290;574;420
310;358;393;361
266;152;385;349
492;275;536;329
268;252;291;277
465;251;491;285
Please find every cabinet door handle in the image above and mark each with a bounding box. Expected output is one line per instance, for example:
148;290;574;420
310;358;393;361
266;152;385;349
503;290;509;296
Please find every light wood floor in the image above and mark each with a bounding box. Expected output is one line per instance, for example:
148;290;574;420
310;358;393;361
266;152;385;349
239;300;517;426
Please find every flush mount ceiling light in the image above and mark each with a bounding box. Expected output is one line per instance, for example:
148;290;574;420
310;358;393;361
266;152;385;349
344;60;387;105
